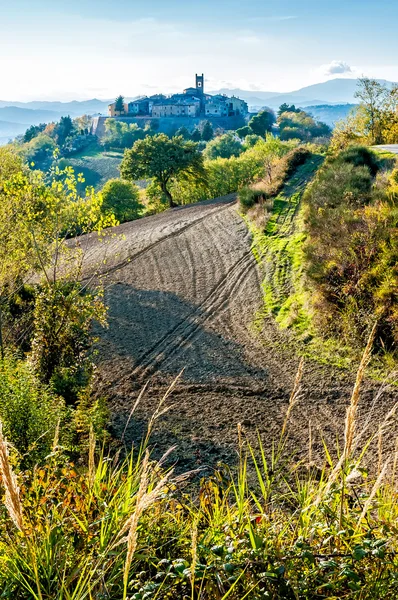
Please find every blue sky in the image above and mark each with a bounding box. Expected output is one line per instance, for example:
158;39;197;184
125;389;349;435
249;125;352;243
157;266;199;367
1;0;398;101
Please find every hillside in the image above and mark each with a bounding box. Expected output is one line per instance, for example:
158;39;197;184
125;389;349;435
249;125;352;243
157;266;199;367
75;159;397;469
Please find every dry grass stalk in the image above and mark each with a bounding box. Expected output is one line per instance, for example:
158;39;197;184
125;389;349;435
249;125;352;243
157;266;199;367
377;428;383;477
121;382;149;442
392;436;398;486
343;323;376;464
0;422;24;532
357;458;390;529
52;418;60;453
88;424;96;487
308;420;313;465
191;520;198;584
281;358;304;437
121;450;173;597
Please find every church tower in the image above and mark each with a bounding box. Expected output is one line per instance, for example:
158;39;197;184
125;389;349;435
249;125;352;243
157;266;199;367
195;73;204;95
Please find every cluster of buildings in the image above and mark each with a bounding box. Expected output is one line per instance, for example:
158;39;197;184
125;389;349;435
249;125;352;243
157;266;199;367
108;74;248;119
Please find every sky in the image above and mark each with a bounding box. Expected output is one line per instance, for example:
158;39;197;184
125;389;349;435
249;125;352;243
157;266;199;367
1;0;398;101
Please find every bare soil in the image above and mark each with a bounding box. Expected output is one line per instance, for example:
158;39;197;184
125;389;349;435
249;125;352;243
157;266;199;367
79;196;398;472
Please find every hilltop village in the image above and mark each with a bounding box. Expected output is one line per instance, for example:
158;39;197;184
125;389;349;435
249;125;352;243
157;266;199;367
108;74;248;119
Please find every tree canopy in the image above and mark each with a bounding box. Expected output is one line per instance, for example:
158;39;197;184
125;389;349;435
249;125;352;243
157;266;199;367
248;109;276;137
101;178;143;223
120;134;206;207
203;133;243;160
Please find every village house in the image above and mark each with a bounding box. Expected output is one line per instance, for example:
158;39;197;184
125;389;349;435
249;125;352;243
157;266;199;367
107;74;248;119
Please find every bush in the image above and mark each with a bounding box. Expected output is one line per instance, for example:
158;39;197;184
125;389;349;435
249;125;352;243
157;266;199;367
335;145;380;177
101;178;143;223
239;183;269;210
0;356;65;467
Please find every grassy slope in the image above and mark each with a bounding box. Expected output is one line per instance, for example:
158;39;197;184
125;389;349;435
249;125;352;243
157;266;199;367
59;148;124;191
247;154;355;368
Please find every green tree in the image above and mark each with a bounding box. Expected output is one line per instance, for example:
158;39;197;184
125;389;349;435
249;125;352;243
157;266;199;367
277;103;300;116
354;78;390;144
236;125;252;139
248;109;276;137
101;178;143;223
191;128;202;142
201;121;214;141
203;133;243;160
120;134;206;207
115;95;125;113
23;123;46;143
54;115;74;145
175;126;191;140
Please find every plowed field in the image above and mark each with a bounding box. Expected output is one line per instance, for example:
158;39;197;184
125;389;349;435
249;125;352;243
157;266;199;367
79;195;397;470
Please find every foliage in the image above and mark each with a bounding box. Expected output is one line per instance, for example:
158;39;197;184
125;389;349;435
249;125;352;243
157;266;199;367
201;120;214;141
103;119;146;149
101;178;143;223
278;109;331;141
0;148;115;402
203;132;243;160
332;78;398;147
236;125;252;138
115;94;125;112
0;356;65;467
303;146;398;351
30;282;107;403
248;108;276;136
238;142;311;211
20;134;56;168
1;353;398;598
277;103;301;116
121;133;206;207
53;115;74;146
23;123;46;143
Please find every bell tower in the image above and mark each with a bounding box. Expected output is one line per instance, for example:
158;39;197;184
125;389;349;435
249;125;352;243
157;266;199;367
195;73;204;95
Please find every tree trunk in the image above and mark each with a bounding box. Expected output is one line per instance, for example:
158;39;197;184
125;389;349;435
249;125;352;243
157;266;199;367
161;182;177;208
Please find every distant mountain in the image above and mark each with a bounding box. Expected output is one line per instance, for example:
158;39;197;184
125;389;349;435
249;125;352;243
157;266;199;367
305;104;357;127
0;106;66;125
0;99;109;116
211;78;396;110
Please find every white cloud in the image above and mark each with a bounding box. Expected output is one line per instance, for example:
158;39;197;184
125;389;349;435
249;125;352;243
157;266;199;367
323;60;353;76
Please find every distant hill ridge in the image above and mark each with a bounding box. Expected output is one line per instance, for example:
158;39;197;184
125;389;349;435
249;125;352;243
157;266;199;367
0;78;396;144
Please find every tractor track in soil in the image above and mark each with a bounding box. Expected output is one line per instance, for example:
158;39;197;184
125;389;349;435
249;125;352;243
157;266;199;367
79;195;397;471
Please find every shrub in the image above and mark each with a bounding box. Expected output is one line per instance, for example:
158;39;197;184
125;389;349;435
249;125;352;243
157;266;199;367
239;183;269;210
101;178;143;223
335;145;380;176
0;356;64;466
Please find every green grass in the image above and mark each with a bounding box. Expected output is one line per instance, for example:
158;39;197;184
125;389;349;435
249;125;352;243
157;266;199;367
1;355;398;599
246;154;357;369
58;150;124;192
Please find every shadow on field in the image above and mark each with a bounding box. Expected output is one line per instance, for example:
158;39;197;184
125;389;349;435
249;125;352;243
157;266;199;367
101;283;268;385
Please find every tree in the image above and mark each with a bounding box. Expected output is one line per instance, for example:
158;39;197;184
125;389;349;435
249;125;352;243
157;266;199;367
277;103;300;116
236;125;252;139
355;78;390;144
201;121;214;141
175;126;191;140
23;123;46;143
203;133;243;160
120;134;206;207
191;128;202;142
248;109;276;137
101;178;143;223
54;115;74;145
115;95;125;113
278;109;331;141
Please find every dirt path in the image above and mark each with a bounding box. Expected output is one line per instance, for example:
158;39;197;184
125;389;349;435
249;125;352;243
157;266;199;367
82;195;397;471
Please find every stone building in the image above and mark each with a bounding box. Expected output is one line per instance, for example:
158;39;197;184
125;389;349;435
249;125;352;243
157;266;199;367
107;74;248;119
